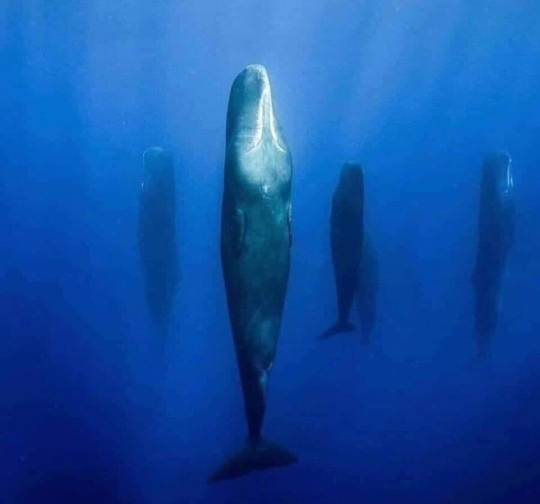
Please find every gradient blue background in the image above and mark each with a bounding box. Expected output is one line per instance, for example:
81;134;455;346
1;1;540;502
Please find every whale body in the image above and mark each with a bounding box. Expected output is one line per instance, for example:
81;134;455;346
210;65;296;482
472;152;514;356
321;163;364;339
138;147;179;333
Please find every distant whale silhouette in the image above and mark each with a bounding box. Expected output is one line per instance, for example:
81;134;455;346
138;147;179;333
210;65;296;483
356;233;378;344
472;152;514;357
320;163;364;340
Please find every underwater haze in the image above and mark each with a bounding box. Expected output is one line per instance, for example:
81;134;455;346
2;1;540;502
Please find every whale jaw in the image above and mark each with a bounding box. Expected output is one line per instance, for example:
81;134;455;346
247;66;285;153
227;64;286;153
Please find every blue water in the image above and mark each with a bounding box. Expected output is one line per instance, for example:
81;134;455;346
2;1;540;503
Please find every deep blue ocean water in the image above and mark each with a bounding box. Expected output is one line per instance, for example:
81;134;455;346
1;1;540;503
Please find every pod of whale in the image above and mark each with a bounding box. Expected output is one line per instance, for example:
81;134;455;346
209;64;296;483
131;62;520;485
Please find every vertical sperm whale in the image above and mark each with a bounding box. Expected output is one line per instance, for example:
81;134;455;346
320;163;364;339
472;152;515;356
210;65;296;482
138;147;179;334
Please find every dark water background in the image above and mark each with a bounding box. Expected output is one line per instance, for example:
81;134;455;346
1;1;540;502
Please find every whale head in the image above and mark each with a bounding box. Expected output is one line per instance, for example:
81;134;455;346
142;147;174;192
338;162;364;209
226;64;286;153
483;151;513;196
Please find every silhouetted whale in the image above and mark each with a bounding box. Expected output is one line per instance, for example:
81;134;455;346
138;147;179;333
210;65;296;483
320;163;364;339
472;152;514;357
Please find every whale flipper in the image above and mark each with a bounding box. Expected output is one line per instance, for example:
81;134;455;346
319;321;356;340
208;439;297;484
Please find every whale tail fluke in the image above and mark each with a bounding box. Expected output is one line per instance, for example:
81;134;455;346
208;439;297;484
319;321;356;340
